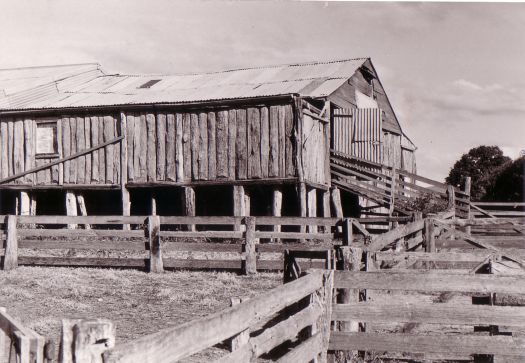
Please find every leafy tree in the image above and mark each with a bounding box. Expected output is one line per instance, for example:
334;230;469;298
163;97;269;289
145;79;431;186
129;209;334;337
446;146;511;201
484;156;524;202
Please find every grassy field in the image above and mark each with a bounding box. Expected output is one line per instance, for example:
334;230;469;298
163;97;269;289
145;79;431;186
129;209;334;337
0;267;281;351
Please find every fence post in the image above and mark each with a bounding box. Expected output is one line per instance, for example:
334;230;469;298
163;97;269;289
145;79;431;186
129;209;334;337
229;297;250;352
464;176;472;234
3;215;18;271
244;217;257;275
62;319;115;363
424;218;436;253
447;184;456;214
337;247;362;361
314;270;334;363
342;218;353;246
147;215;164;273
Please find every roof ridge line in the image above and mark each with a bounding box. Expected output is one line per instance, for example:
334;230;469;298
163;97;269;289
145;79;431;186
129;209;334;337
0;62;100;72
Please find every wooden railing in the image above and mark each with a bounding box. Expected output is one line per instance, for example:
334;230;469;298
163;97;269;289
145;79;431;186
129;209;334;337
0;307;47;363
60;270;333;363
330;269;525;361
1;214;410;274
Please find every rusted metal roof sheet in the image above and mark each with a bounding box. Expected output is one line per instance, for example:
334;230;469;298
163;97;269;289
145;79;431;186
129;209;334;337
0;58;368;111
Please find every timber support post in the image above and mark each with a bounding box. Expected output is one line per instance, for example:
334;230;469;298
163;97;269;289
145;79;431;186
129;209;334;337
244;216;257;275
342;218;353;246
228;297;250;352
464;176;472;234
65;191;78;229
233;185;249;231
181;186;196;231
307;187;317;233
447;184;456;213
61;319;115;363
272;187;282;241
424;217;436;253
3;215;18;270
147;215;163;273
298;182;307;234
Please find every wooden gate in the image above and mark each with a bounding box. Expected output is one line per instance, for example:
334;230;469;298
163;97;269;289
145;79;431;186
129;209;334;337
332;108;382;164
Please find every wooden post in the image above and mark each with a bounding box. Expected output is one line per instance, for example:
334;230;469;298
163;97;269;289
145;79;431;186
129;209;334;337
181;186;195;231
3;215;18;270
331;187;343;218
234;185;250;231
447;184;456;213
342;218;353;246
338;246;362;360
298;182;307;235
151;193;157;216
272;187;282;241
147;215;163;273
389;168;397;216
244;217;257;275
76;194;91;230
121;188;131;230
19;191;30;215
61;319;115;363
314;270;334;363
322;190;331;233
120;112;130;230
424;218;436;252
229;297;250;352
65;191;78;229
307;187;317;233
464;176;472;234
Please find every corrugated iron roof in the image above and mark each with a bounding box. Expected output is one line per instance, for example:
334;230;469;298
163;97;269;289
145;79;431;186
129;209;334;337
0;58;368;111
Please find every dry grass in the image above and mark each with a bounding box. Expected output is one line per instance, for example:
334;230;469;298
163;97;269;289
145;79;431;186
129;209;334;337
0;267;281;348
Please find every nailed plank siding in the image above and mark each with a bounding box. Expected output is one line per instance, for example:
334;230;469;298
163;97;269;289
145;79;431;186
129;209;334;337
247;107;262;179
166;113;176;181
216;110;228;179
156;113;166;181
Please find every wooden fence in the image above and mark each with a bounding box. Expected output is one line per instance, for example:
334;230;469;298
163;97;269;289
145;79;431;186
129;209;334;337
0;214;410;274
0;307;47;363
60;269;333;363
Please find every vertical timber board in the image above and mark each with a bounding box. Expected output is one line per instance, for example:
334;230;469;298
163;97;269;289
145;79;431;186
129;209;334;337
132;113;141;182
69;117;77;183
57;117;64;185
198;112;208;180
4;215;18;270
148;215;163;273
207;111;217;180
236;109;247;179
0;121;8;179
156;113;166;181
98;116;105;184
104;116;115;184
190;113;200;180
7;120;14;177
76;117;86;184
244;216;257;275
227;109;237;180
173;113;184;182
138;114;148;182
293;99;304;182
120;112;127;187
166;113;176;181
62;118;71;184
113;117;121;185
247;107;262;179
307;188;318;233
146;113;156;182
278;106;286;178
284;104;295;177
182;113;192;181
125;114;134;182
324;101;331;186
268;106;279;177
23;119;33;184
90;116;99;182
260;106;270;178
13;119;24;182
216;110;229;179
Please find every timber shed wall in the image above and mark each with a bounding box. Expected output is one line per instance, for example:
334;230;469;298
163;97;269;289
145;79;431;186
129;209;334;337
0;102;315;188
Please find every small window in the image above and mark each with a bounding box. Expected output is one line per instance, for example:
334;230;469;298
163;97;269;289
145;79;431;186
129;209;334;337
36;119;58;157
138;79;161;89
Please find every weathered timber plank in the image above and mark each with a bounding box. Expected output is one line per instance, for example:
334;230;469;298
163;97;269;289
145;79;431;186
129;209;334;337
163;259;243;270
146;113;156;181
13;119;24;182
182;113;192;181
113;118;121;184
84;117;91;184
334;270;525;294
76;117;86;183
332;303;525;326
366;219;425;251
19;240;146;251
190;113;199;180
328;332;525;357
165;113;176;181
207;111;217;180
156;113;166;181
198;112;208;180
227;109;236;180
125;114;134;182
0;122;8;179
138;114;147;182
236;109;247;179
247;107;262;179
98;116;106;183
269;106;279;177
260;106;269;178
276;333;323;363
104;116;115;183
216;110;228;178
284;105;294;177
132;114;141;181
18;215;145;224
69;117;77;183
57;117;64;184
18;229;143;238
90;116;99;182
277;106;286;178
102;271;324;363
173;113;184;182
23;119;33;184
19;256;147;268
62;118;71;183
160;231;242;239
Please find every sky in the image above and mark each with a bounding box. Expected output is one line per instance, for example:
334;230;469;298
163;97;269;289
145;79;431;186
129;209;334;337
1;0;524;181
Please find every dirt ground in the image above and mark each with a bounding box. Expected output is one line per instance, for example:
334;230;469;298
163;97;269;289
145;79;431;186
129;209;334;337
0;266;281;353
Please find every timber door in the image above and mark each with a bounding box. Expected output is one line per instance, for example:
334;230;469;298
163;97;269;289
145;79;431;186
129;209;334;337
332;108;382;163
